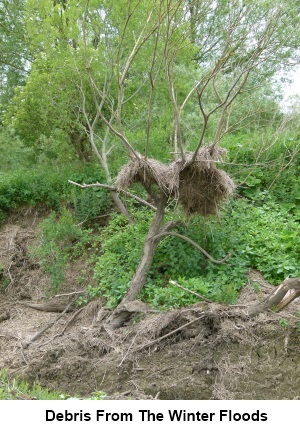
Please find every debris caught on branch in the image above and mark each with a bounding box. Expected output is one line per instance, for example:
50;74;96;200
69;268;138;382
116;145;235;216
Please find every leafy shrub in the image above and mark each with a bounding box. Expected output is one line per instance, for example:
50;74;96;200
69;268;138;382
31;209;92;291
0;128;36;172
91;210;152;307
68;169;111;223
0;167;70;215
91;196;300;309
225;198;300;282
0;163;111;225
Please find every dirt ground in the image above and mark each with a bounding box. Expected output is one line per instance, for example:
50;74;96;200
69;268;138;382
0;209;300;400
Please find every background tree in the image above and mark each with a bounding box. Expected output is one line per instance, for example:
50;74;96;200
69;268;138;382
4;0;300;327
0;0;31;121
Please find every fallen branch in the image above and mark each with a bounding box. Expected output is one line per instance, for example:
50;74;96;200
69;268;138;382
40;308;85;347
68;180;156;211
153;231;232;264
18;302;75;313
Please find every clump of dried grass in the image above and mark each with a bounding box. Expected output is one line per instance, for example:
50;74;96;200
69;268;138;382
116;145;235;216
178;148;235;215
116;157;180;195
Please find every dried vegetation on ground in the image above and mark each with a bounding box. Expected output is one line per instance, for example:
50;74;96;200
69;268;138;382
0;210;300;400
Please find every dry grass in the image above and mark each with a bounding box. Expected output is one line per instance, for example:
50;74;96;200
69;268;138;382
116;145;235;216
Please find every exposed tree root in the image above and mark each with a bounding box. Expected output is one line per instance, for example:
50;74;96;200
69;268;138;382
248;277;300;317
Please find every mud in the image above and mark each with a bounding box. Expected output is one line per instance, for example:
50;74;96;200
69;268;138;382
0;209;300;400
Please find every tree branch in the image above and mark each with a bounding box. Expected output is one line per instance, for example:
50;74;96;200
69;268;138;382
68;180;157;211
152;231;232;264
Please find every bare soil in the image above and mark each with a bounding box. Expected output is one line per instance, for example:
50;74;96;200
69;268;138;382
0;209;300;400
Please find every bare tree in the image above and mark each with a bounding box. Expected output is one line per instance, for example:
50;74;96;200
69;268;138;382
70;0;300;327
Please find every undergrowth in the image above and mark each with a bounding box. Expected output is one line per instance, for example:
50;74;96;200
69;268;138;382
30;208;93;292
0;370;105;400
1;128;299;309
89;196;299;309
0;163;110;226
0;370;67;400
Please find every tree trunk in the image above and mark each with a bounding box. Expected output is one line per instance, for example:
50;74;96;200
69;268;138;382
109;190;134;224
107;194;167;328
69;131;92;161
122;195;167;303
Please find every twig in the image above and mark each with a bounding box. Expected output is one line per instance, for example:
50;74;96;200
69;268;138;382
169;280;213;303
7;262;13;284
118;332;138;366
68;180;156;210
57;308;84;336
23;299;76;349
133;314;205;352
39;308;85;347
54;291;85;298
100;370;107;386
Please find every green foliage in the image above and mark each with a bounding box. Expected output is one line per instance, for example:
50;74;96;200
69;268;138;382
0;128;36;171
221;198;300;283
278;318;289;328
223;130;300;206
0;157;111;226
0;125;77;168
72;188;109;223
91;210;152;307
0;369;106;400
0;0;30;120
0;167;67;223
0;370;67;400
31;209;92;292
91;193;299;309
90;206;243;308
68;170;111;224
0;165;79;226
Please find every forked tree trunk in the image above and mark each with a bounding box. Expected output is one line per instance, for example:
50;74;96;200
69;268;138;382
107;194;167;328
